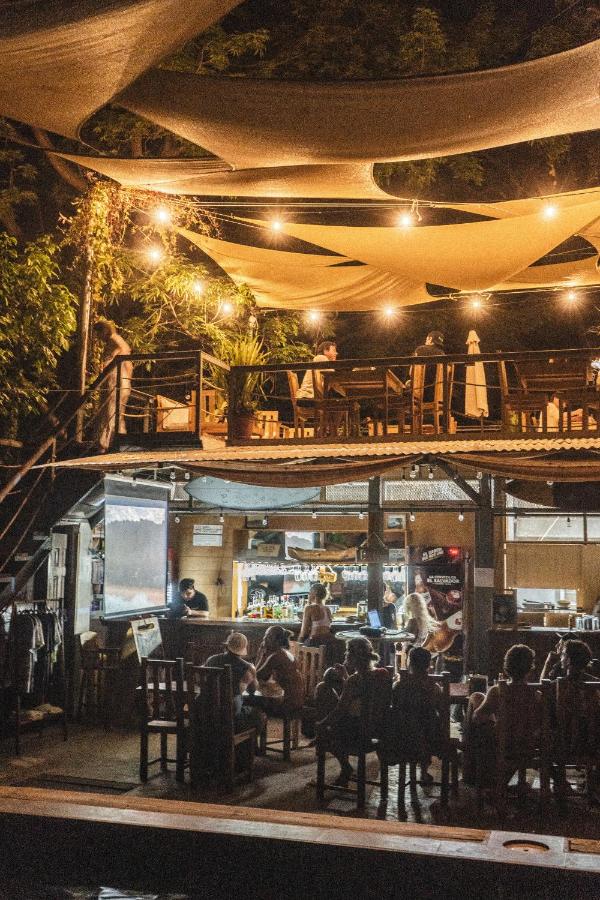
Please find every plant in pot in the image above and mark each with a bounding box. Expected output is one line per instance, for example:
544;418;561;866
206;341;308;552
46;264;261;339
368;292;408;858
214;337;266;440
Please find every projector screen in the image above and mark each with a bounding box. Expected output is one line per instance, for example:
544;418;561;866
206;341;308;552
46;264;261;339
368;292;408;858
104;494;168;617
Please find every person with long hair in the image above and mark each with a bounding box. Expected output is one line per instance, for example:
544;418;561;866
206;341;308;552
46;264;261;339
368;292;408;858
317;636;391;785
402;592;439;648
299;582;333;644
245;625;304;716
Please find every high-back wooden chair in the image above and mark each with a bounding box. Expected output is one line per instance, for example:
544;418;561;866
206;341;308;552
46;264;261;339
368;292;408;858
385;669;458;816
138;657;186;783
296;644;326;704
287;370;321;438
316;670;392;811
490;679;551;816
186;664;256;789
409;362;455;435
554;677;600;806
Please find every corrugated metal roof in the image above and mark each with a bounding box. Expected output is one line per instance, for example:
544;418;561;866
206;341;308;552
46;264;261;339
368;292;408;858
49;435;600;471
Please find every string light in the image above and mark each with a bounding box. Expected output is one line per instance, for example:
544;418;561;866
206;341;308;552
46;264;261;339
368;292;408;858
396;212;414;228
409;510;416;523
147;246;163;264
192;279;204;296
409;464;418;479
219;510;224;525
358;509;365;520
383;305;396;319
270;218;283;232
307;310;321;324
470;293;483;310
220;301;234;316
311;509;317;519
153;206;171;225
428;464;434;480
458;509;464;522
262;514;269;527
566;289;578;303
542;203;558;219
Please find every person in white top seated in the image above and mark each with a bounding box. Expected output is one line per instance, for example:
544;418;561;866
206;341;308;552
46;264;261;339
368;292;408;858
296;340;338;402
299;582;333;646
538;391;596;432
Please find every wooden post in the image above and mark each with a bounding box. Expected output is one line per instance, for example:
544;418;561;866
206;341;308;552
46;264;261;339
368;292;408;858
472;474;494;674
75;242;94;441
367;476;386;611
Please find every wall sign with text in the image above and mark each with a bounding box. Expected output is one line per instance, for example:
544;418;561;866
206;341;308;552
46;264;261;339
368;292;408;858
192;524;223;547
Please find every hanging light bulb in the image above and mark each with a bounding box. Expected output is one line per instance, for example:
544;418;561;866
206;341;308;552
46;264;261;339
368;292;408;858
409;510;416;523
566;289;578;303
219;510;224;525
307;310;321;324
458;509;464;523
542;203;558;220
311;509;317;519
192;279;204;296
270;218;283;232
470;293;483;310
220;301;234;316
409;464;418;479
566;516;572;528
383;305;396;319
153;206;171;225
428;464;434;480
358;509;364;520
262;514;269;527
169;468;176;481
174;515;181;524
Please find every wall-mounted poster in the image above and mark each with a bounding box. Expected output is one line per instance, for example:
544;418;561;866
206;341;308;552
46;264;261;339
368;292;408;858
386;514;406;531
192;524;223;547
407;546;465;673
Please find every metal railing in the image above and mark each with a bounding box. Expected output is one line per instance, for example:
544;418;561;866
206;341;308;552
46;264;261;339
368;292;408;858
226;346;600;445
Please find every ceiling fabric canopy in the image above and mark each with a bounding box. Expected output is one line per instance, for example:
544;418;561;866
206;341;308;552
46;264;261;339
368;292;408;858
498;255;600;291
120;40;600;167
55;153;390;199
186;457;417;488
453;452;600;482
271;200;600;291
180;228;428;310
0;0;241;137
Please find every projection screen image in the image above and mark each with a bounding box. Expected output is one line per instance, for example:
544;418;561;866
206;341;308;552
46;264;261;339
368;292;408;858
104;495;168;616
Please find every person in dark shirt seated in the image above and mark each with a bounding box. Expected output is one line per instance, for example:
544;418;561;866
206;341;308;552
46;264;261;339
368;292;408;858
414;331;445;357
391;647;441;784
541;635;598;682
168;578;209;619
206;632;265;733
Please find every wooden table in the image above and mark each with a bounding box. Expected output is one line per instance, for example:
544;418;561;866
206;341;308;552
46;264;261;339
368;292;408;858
324;367;405;435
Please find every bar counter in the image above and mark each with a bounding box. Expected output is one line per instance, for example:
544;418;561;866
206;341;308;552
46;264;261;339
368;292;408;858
488;626;600;679
160;616;352;663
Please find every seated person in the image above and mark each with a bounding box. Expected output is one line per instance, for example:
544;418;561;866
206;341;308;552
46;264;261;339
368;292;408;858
317;637;391;786
245;625;305;716
541;635;598;682
315;665;347;721
206;632;265;734
538;392;596;432
414;331;445;357
168;578;209;619
402;592;439;649
463;644;541;786
391;647;441;784
299;582;333;645
297;340;337;401
382;583;399;629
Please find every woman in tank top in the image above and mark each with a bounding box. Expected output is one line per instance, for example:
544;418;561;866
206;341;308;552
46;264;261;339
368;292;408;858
299;582;333;645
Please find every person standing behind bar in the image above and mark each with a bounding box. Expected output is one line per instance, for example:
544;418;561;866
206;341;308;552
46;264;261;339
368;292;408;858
93;319;132;452
169;578;209;619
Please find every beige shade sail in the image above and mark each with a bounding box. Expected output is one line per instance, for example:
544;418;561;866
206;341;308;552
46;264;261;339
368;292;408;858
273;200;600;291
120;40;600;167
0;0;242;137
180;228;428;311
498;256;600;291
55;153;391;199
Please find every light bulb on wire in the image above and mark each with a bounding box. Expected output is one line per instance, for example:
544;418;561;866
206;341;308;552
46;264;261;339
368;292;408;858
383;305;396;319
307;310;321;325
566;289;578;304
147;245;163;265
270;218;283;232
220;301;234;316
192;279;204;296
458;509;464;523
542;203;558;220
396;212;414;228
409;510;416;523
153;206;171;225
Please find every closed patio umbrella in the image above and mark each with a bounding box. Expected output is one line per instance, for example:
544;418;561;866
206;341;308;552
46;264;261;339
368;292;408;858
465;330;489;419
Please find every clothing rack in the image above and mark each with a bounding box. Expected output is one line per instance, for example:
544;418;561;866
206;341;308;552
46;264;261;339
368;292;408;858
0;597;68;755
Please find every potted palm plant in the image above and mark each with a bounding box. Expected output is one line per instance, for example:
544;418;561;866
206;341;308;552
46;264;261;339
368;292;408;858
214;337;266;441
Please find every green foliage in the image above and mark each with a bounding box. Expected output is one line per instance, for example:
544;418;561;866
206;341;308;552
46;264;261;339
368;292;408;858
0;120;38;237
0;233;77;433
213;336;267;413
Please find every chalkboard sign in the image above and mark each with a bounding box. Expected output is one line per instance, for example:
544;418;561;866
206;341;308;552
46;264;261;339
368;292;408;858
131;616;164;662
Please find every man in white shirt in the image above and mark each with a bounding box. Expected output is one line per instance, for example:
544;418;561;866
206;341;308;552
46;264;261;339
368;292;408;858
297;340;338;400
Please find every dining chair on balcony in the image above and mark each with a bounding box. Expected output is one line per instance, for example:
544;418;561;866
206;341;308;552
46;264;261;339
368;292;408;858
287;371;322;438
393;363;455;436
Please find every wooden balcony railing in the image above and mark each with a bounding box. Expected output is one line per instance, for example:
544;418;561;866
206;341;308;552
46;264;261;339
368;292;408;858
226;347;600;446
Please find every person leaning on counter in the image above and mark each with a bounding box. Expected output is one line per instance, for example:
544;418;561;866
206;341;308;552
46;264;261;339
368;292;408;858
168;578;209;619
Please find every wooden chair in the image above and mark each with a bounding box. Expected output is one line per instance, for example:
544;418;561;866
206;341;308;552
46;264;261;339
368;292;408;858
474;679;551;816
287;371;323;438
384;670;458;817
316;672;392;811
296;644;326;703
287;370;350;438
394;363;455;436
554;677;600;807
77;636;120;728
187;664;256;790
138;657;187;783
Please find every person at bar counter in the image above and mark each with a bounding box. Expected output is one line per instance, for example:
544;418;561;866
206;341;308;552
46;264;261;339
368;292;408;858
168;578;209;619
206;632;266;734
245;625;304;716
299;583;333;644
317;636;391;786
